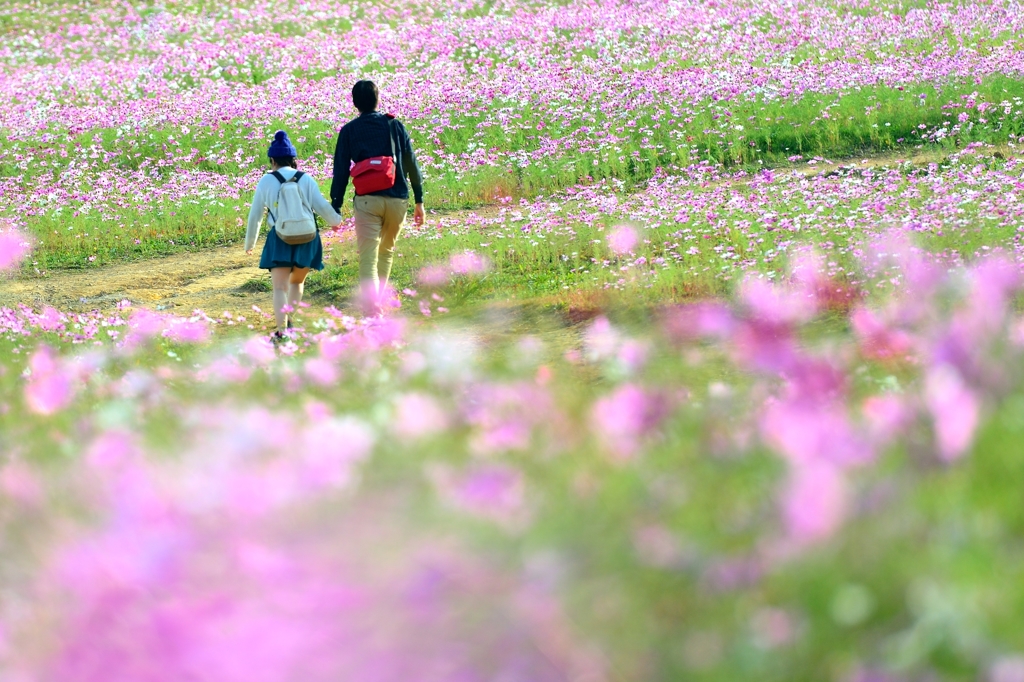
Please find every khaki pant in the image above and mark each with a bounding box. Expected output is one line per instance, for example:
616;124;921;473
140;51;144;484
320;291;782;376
352;195;408;297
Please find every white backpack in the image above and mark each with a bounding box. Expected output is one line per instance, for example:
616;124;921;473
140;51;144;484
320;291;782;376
268;171;317;245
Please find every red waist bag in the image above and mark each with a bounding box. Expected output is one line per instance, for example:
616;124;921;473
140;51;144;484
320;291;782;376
351;115;398;195
351;156;395;194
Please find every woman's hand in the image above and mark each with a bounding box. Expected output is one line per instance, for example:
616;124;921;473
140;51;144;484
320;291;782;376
414;203;425;226
245;249;253;256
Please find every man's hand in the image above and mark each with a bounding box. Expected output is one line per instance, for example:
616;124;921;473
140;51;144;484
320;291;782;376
413;203;425;227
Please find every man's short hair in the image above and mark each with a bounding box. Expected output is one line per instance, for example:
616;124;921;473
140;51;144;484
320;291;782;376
352;80;379;114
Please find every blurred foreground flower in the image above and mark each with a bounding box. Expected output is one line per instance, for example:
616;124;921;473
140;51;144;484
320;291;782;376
449;250;491;276
606;224;638;255
0;227;29;271
24;346;74;415
5;246;1024;680
591;383;673;460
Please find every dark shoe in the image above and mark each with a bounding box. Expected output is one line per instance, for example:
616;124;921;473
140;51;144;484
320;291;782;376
271;330;286;345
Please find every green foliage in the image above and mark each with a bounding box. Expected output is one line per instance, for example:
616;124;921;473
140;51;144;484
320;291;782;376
6;74;1024;275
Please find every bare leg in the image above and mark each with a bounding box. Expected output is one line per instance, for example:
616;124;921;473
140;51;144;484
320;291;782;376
270;267;292;331
288;267;310;324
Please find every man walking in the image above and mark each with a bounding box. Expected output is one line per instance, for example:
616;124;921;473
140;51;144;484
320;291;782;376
331;80;424;314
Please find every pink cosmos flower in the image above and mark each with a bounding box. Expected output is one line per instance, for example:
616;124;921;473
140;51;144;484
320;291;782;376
965;256;1021;334
781;461;847;543
417;264;450;287
163;318;211;344
662;302;736;341
925;364;980;461
85;430;140;472
244;335;277;365
0;229;28;271
617;339;649;374
299;417;375;489
606;224;638;255
442;464;525;522
850;307;914;360
303;357;338;386
583;316;620;361
590;384;671;460
462;382;555;455
730;320;799;374
36;306;65;333
393;392;449;440
788;250;825;291
363;317;405;348
449;250;490;276
24;346;74;415
199;357;252;384
760;400;873;467
739;276;817;326
122;309;169;348
861;394;911;445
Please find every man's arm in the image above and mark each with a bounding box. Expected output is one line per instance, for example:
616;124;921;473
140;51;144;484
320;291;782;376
330;128;350;212
400;126;425;225
403;147;424;205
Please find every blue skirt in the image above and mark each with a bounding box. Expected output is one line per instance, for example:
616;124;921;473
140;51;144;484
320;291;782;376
259;228;324;271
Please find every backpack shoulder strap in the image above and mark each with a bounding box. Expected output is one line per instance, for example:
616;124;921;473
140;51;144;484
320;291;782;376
271;170;287;184
385;117;397;161
290;171;305;183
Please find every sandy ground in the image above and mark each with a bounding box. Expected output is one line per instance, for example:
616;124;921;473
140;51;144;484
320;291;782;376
0;246;272;318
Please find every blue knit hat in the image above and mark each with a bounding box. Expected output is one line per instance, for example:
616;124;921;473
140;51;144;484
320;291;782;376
267;130;297;158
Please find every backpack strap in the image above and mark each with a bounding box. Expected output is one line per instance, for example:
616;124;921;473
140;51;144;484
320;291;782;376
384;118;397;162
267;171;290;224
272;170;304;183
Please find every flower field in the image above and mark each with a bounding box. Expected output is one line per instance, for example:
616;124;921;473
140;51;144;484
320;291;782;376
2;0;1023;268
3;0;1024;680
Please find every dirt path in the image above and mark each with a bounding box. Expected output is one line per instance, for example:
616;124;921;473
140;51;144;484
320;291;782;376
0;145;1007;318
0;246;272;318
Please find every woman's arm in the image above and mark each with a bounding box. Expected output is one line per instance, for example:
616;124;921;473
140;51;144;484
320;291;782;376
304;176;343;227
245;181;268;252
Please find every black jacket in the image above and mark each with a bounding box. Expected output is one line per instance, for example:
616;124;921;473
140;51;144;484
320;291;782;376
330;112;424;210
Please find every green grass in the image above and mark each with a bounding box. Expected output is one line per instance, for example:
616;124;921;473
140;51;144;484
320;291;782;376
298;149;1018;311
8;73;1024;274
22;74;1022;181
17;147;1020;323
23;212;244;269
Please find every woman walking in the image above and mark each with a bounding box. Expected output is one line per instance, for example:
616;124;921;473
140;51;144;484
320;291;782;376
245;130;341;339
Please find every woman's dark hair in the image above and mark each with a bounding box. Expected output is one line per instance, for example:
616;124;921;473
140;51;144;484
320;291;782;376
271;156;297;168
352;80;379;114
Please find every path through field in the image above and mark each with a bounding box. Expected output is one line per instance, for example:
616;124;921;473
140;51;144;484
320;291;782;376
0;246;272;318
0;147;979;319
